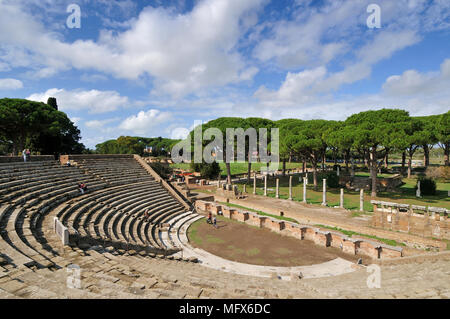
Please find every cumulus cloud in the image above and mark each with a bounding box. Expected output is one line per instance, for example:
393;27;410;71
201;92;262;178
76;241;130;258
0;78;23;90
0;0;265;96
254;30;420;107
170;127;190;140
27;88;129;114
254;66;327;106
85;118;119;129
119;109;173;135
252;0;447;70
383;59;450;96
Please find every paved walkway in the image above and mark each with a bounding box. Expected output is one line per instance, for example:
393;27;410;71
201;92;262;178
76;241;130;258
175;216;358;280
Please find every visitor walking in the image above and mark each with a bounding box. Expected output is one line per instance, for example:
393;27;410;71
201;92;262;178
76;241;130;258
144;209;149;222
22;149;27;162
26;149;31;161
213;216;217;229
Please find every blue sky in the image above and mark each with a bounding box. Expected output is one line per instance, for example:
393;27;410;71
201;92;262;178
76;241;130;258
0;0;449;149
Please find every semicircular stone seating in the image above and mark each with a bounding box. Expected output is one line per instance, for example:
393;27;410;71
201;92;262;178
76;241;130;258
0;156;228;296
1;155;449;299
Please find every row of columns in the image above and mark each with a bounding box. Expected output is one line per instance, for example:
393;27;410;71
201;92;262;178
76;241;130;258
246;174;365;211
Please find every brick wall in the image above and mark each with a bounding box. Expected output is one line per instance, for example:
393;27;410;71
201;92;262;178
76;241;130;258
371;201;449;240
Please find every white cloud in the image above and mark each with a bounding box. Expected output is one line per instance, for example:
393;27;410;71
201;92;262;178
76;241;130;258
170;127;190;140
119;109;173;135
0;0;265;96
70;117;82;126
254;66;327;106
383;59;450;96
0;78;23;90
251;0;447;72
85;118;119;129
27;88;129;114
254;29;420;107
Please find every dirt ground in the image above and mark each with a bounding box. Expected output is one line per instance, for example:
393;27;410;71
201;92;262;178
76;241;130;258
188;215;366;267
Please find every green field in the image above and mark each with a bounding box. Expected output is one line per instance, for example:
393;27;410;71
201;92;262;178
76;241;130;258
233;173;449;211
217;201;299;223
171;161;449;210
170;161;304;177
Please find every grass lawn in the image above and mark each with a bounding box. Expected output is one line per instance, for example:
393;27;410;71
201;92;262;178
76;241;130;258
314;224;406;247
171;160;448;210
234;173;449;211
170;161;305;177
217;201;299;223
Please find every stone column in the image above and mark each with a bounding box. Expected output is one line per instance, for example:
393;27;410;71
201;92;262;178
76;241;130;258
321;179;327;206
360;189;364;212
337;166;340;176
416;180;421;198
276;178;279;198
243;184;247;193
340;188;344;209
253;174;256;195
288;175;293;200
264;175;267;196
303;177;307;203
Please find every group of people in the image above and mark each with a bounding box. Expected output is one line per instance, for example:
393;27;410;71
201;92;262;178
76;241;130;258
206;212;217;228
78;183;88;194
22;149;31;162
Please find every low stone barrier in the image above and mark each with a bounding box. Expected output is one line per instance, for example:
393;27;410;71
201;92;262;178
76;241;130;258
53;217;69;245
371;200;449;240
0;155;55;163
194;200;404;260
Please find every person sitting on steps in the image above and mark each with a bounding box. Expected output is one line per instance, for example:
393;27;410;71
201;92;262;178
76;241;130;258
206;212;212;224
78;183;88;194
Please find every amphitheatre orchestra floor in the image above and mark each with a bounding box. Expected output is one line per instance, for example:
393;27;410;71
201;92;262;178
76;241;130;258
187;215;363;267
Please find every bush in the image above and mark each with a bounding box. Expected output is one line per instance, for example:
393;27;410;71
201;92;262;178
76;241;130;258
415;177;437;196
150;162;173;179
190;161;221;179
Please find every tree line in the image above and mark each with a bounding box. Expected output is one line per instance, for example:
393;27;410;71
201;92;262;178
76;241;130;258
186;109;449;197
0;98;85;157
95;136;180;157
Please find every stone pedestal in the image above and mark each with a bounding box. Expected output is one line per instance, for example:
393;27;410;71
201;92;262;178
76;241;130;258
360;189;364;212
264;175;268;196
416;180;421;198
275;178;279;198
321;178;327;206
288;176;293;200
303;177;307;203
